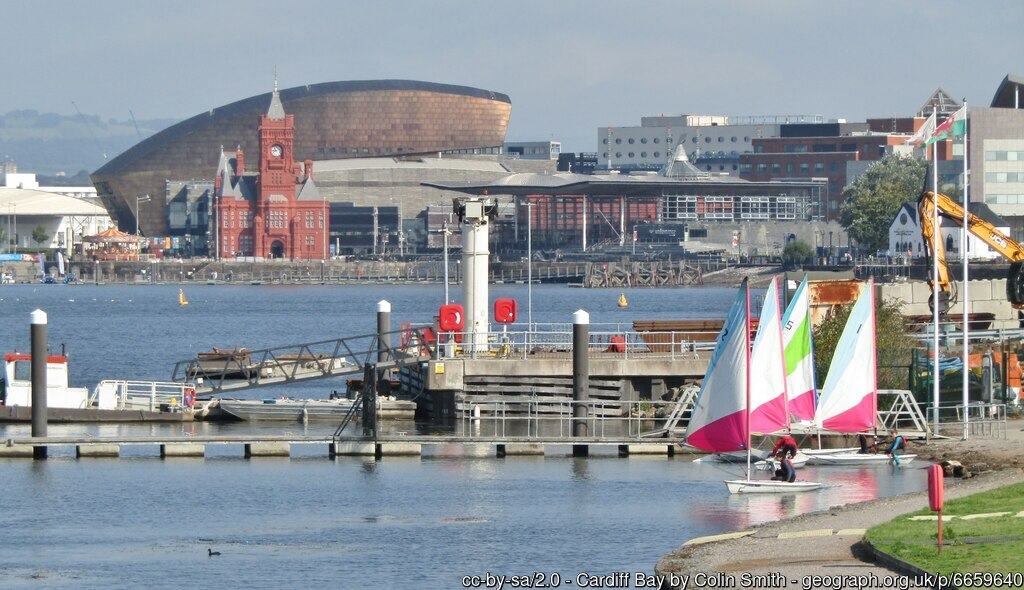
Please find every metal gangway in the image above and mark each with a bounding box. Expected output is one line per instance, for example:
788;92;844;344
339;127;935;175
170;326;435;395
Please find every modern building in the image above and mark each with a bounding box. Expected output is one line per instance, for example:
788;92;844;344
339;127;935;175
504;141;560;160
91;80;512;237
0;188;111;252
969;75;1024;237
598;114;824;174
427;148;831;254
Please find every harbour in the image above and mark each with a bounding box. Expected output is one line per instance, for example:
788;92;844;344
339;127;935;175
0;282;936;588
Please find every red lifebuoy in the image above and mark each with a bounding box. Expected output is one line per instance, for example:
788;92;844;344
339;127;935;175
184;387;196;407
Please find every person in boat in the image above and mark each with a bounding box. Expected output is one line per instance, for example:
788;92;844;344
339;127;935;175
857;433;879;454
770;435;798;483
770;434;798;459
886;429;906;465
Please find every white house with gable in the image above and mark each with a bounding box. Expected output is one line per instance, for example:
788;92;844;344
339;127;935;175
888;202;1008;260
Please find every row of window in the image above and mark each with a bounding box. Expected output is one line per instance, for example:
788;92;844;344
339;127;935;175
985;151;1024;161
604;136;752;145
985;194;1024;205
985;172;1024;183
740;162;838;175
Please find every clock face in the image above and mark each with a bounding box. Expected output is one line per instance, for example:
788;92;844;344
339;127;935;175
270;145;283;158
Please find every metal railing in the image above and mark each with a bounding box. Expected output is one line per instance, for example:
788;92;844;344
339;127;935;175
457;398;680;440
428;326;714;361
924;401;1008;438
91;380;198;412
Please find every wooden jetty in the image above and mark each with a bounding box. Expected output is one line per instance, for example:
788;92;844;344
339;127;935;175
0;434;692;460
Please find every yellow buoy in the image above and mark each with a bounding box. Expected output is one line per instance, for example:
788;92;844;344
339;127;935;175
179;288;189;306
618;292;628;308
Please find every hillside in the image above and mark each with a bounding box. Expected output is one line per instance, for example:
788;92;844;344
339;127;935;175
0;109;177;175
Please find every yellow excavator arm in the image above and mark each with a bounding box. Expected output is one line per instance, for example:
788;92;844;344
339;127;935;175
918;190;1024;310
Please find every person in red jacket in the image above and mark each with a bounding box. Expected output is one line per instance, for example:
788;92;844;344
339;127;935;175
770;434;798;460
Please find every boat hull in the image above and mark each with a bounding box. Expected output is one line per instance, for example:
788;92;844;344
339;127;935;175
805;453;917;466
218;398;416;422
725;479;824;494
0;405;192;423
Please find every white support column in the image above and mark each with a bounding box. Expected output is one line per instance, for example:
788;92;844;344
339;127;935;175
461;199;491;355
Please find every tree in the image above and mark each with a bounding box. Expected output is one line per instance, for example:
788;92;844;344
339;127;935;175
32;225;49;247
782;240;813;270
813;296;914;392
839;154;928;253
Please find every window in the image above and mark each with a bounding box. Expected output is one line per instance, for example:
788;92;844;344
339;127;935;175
718;137;724;143
830;162;838;172
800;163;809;174
654;138;660;144
318;212;324;228
815;163;824;173
305;211;315;228
705;137;712;143
692;138;698;144
615;138;622;144
640;138;647;144
771;164;781;174
603;152;608;158
787;164;795;173
628;138;635;144
653;152;660;158
602;138;608;145
615;152;622;158
666;137;673;144
731;137;737;143
757;164;767;174
743;136;750;142
628;152;635;158
640;152;647;158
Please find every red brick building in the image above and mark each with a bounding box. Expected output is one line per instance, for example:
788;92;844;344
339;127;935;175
214;85;328;260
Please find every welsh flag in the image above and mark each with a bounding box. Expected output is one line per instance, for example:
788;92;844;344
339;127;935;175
926;105;967;145
904;112;935;146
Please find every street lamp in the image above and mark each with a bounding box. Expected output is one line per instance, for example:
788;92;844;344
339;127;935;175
135;194;151;236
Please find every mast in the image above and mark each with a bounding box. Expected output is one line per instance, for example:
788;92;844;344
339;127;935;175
744;279;752;479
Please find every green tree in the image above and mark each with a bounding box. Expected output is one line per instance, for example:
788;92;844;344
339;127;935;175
782;240;813;270
31;225;49;247
813;296;914;392
839;154;928;253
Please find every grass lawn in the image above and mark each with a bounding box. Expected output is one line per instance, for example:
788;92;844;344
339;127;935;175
865;482;1024;577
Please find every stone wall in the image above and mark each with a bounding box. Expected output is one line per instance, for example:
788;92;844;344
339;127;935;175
880;279;1018;329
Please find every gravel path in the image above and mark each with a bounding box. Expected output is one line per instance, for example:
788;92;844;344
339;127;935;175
655;421;1024;589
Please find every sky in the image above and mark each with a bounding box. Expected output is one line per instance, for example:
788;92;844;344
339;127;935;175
3;0;1021;152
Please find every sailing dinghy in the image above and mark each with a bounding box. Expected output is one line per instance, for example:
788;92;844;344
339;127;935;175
802;278;916;466
687;278;823;494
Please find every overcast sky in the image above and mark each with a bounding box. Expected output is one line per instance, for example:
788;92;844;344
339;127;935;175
4;0;1021;151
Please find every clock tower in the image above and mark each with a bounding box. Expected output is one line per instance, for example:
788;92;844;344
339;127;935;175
214;80;327;261
255;79;298;258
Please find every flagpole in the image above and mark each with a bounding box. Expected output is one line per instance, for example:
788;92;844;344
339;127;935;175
932;106;941;437
961;99;970;441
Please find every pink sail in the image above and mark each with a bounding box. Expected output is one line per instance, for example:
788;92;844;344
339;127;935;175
813;278;877;432
686;282;750;452
748;277;789;435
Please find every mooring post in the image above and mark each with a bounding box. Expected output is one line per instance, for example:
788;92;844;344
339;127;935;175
377;300;391;364
30;309;48;460
572;309;590;456
361;363;378;439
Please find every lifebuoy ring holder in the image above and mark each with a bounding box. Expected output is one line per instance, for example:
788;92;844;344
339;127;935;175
184;387;196;407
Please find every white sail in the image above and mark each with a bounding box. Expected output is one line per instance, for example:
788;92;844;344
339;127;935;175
749;277;788;435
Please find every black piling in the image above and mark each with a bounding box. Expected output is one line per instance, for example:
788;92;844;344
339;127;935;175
572;309;589;456
30;309;48;460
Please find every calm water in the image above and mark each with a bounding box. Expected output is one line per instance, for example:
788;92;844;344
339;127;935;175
0;284;927;589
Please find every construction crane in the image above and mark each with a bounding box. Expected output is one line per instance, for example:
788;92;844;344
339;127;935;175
918;190;1024;312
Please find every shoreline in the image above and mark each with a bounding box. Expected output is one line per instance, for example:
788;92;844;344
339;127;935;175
655;425;1024;588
